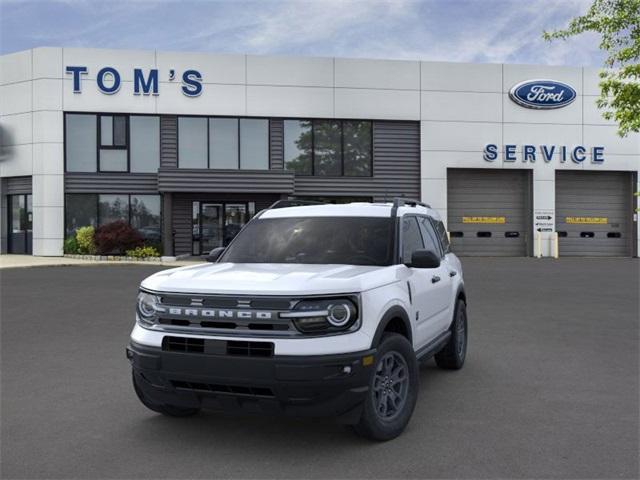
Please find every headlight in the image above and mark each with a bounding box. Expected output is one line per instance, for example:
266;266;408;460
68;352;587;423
136;291;160;326
281;297;359;334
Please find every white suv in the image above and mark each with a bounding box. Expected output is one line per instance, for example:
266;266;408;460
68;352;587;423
127;199;468;441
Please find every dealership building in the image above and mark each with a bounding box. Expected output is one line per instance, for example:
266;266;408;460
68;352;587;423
0;47;638;257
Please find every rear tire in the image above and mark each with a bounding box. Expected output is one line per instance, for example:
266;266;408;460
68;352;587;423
132;371;200;417
352;333;418;441
434;300;467;370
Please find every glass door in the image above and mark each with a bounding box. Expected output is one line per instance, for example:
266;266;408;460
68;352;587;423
223;204;247;246
200;203;224;254
8;194;32;254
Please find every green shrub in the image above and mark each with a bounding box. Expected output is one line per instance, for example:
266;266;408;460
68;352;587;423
125;245;160;258
76;226;97;254
64;236;79;254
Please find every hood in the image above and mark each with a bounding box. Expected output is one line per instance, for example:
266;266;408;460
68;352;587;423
141;262;400;295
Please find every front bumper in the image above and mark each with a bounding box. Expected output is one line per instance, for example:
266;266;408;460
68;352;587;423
127;341;376;423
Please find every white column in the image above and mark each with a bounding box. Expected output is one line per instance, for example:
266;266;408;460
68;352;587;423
532;168;555;258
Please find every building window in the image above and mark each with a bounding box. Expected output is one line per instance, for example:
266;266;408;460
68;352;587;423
65;113;159;173
240;119;269;170
131;195;161;246
314;120;342;176
99;115;128;172
98;194;129;225
209;118;238;169
65;114;97;172
178;116;269;170
343;121;372;176
130;116;160;173
65;193;162;247
284;119;372;177
178;117;208;168
65;193;97;236
283;120;312;175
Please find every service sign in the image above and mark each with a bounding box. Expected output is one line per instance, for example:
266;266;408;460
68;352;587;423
462;216;506;224
509;79;577;109
566;217;608;225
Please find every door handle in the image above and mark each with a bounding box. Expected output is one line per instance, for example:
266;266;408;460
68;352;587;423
431;275;441;284
449;271;457;277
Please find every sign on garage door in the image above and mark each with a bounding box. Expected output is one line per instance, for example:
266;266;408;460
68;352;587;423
556;171;633;256
447;169;532;256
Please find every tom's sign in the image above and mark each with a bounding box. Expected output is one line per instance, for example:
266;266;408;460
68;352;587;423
509;79;576;109
65;66;203;97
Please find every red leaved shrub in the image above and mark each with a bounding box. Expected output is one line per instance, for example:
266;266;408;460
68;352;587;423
94;220;143;255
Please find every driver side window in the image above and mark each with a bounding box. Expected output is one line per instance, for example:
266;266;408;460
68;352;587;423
402;216;424;263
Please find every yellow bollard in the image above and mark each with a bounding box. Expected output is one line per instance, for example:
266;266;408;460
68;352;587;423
552;232;559;259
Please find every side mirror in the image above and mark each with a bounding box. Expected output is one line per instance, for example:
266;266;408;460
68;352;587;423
406;249;440;269
204;246;225;263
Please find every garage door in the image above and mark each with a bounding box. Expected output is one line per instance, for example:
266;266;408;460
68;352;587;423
447;169;531;256
556;171;633;256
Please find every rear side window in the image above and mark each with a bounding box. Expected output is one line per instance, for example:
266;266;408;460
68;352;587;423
418;217;443;257
401;217;424;263
432;218;451;254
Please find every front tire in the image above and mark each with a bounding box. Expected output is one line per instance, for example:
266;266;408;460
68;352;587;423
352;333;419;441
434;300;467;370
132;371;200;417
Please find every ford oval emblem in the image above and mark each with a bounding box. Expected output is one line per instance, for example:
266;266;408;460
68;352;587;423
509;79;577;109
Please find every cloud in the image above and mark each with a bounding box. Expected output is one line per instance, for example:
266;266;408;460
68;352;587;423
0;0;605;66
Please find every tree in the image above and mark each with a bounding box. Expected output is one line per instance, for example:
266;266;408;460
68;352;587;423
543;0;640;136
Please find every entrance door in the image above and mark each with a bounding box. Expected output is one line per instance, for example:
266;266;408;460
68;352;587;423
200;203;224;253
8;194;32;254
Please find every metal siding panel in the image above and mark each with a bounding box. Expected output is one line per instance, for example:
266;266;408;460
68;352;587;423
160;115;178;169
447;169;529;256
157;168;295;194
293;121;420;201
269;119;284;170
5;176;32;195
64;173;158;193
556;171;632;256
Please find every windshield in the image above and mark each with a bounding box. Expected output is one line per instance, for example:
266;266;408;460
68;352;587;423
220;216;393;266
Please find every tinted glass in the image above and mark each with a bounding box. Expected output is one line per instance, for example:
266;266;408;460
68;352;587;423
98;195;129;225
221;217;393;266
418;217;442;256
210;118;238;169
433;219;450;253
131;195;161;246
65;194;97;236
240;119;268;170
66;114;97;172
343;121;371;176
402;217;424;263
130;116;160;173
113;116;127;146
284;120;312;174
313;120;341;176
178;117;207;168
100;116;113;146
100;149;127;171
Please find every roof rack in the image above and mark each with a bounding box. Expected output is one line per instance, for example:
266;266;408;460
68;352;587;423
392;198;431;209
267;199;325;210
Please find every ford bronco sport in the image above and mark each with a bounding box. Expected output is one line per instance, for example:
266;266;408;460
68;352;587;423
127;199;468;440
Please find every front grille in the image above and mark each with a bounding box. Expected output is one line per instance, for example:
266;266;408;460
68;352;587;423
227;340;274;357
171;380;274;398
162;336;274;357
163;336;204;353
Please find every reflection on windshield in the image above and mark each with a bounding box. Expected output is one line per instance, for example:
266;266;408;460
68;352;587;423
220;217;393;266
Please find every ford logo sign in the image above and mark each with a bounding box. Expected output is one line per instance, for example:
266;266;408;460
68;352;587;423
509;79;577;109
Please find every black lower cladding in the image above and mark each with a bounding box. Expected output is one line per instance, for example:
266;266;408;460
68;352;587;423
128;340;376;423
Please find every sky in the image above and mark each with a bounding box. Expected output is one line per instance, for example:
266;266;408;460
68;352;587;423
0;0;604;66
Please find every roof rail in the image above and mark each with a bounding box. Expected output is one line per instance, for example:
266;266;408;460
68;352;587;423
267;199;325;209
392;198;431;209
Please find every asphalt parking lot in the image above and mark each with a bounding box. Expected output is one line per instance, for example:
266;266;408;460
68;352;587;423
1;258;638;479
